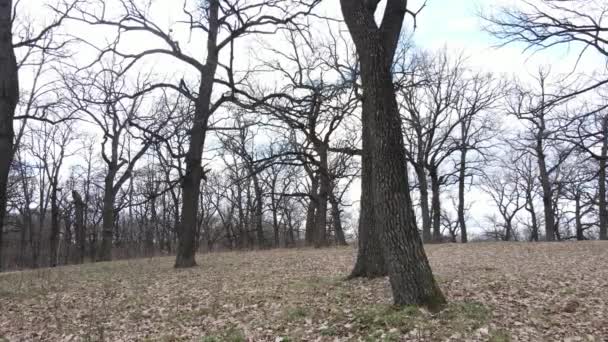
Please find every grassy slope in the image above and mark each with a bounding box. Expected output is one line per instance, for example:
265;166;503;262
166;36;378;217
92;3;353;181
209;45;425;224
0;242;607;341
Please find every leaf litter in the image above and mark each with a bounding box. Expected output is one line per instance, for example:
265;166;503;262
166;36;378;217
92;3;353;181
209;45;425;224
0;242;606;341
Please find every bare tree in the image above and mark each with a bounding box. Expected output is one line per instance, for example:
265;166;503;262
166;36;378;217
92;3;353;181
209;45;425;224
556;99;608;240
0;0;75;270
482;166;525;241
482;0;608;101
64;59;177;261
340;0;445;309
507;69;573;241
67;0;320;267
0;0;21;269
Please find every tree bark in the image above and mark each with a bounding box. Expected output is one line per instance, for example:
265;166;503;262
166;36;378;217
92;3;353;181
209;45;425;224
525;192;539;241
535;111;556;241
505;218;512;241
329;192;347;246
414;164;432;242
599;115;608;240
304;173;318;246
73;190;85;263
0;0;19;271
429;167;442;242
458;145;468;243
314;146;329;247
574;193;584;241
252;173;265;248
341;0;445;309
99;173;116;261
49;185;60;267
174;0;219;268
349;126;386;278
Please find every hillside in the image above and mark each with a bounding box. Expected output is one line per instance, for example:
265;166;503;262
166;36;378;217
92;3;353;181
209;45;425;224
1;242;607;341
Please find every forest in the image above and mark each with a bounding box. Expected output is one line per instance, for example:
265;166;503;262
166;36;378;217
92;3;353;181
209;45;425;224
0;0;607;340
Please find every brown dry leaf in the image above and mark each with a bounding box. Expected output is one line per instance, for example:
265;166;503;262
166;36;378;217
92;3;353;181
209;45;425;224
0;242;607;341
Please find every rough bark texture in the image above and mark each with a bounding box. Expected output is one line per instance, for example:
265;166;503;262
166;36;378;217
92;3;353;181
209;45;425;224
349;128;386;278
175;0;219;268
341;0;446;309
0;0;18;271
599;116;608;240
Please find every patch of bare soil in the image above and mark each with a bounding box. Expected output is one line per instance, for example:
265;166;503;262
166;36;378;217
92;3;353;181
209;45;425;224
0;242;606;341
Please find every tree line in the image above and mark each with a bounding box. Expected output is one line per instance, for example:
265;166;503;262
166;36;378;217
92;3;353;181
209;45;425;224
0;0;606;309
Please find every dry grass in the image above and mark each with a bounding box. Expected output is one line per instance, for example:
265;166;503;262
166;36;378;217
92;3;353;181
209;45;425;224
0;242;607;341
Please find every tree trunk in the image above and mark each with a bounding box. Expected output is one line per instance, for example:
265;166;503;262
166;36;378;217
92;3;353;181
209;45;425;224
49;185;60;267
599;116;608;240
505;219;512;241
365;58;445;308
252;173;265;248
304;174;318;246
329;193;347;246
574;193;584;241
526;193;539;241
0;0;19;271
341;0;445;309
536;130;555;241
175;0;219;267
63;208;72;264
99;174;115;261
314;147;329;248
429;167;442;243
414;164;432;243
73;190;85;264
272;207;279;248
458;146;467;243
349;125;386;278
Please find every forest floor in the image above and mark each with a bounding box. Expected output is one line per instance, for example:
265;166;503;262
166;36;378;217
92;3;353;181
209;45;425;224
0;242;607;341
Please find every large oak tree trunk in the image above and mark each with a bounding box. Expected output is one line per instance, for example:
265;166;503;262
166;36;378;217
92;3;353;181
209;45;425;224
349;120;386;278
174;0;219;268
341;0;445;309
175;89;208;267
0;0;18;271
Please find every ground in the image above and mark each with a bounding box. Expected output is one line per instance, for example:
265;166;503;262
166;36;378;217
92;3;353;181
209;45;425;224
0;242;606;341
